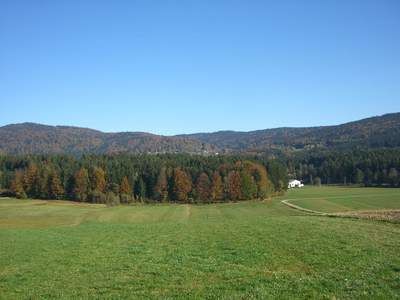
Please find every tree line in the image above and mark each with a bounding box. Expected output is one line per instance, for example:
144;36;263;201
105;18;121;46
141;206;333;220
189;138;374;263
286;149;400;187
0;154;288;204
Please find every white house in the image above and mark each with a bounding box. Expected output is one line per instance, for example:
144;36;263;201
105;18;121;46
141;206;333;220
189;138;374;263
288;179;304;189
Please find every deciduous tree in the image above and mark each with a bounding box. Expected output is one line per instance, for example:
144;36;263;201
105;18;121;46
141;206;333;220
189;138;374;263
250;163;272;199
172;168;192;202
73;168;89;201
11;170;26;199
240;170;257;200
91;167;107;193
227;170;241;201
195;172;211;202
120;176;132;195
23;163;39;197
210;171;224;202
48;170;64;199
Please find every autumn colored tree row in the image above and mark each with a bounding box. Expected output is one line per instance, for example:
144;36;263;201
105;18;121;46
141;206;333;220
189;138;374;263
0;154;288;204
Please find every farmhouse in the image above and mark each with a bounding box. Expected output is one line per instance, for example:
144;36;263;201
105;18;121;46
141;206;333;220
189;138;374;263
288;179;304;189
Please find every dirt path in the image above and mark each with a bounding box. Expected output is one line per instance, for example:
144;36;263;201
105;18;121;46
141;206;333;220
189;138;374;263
280;199;327;215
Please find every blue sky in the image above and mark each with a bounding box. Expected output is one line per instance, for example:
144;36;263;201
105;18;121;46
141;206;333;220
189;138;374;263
1;0;399;135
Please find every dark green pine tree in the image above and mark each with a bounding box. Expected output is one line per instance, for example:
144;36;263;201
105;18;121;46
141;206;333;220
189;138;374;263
134;177;146;201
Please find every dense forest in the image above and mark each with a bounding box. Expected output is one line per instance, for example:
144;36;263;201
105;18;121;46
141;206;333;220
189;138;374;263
287;149;400;187
0;123;216;155
183;113;400;152
1;148;399;204
0;154;288;205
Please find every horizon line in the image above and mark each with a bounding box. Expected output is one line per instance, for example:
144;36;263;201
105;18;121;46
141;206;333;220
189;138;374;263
0;112;398;137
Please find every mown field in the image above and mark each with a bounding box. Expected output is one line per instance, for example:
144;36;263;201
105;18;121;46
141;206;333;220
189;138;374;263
285;186;400;213
1;187;400;299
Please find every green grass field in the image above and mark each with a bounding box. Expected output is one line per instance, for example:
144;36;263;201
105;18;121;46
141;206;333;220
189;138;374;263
285;186;400;213
1;187;400;298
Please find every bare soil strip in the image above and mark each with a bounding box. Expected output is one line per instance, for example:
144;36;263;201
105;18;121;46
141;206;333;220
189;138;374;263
334;210;400;223
280;199;327;215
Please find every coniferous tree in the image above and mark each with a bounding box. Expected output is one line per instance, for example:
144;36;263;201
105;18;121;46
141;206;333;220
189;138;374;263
65;175;76;199
154;167;168;202
388;168;399;187
266;160;288;192
134;177;146;201
354;168;365;185
38;167;50;199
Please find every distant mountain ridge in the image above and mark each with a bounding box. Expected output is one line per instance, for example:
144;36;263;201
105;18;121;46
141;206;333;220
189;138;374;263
180;113;400;153
0;113;399;155
0;123;217;155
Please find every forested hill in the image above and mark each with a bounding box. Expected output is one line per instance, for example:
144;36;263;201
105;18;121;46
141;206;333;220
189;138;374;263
0;113;399;155
0;123;217;155
181;113;400;152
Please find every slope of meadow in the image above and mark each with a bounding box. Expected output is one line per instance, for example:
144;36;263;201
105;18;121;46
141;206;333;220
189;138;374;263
0;187;400;298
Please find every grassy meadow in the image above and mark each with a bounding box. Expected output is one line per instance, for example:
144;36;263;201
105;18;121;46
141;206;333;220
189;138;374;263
1;187;400;298
285;186;400;213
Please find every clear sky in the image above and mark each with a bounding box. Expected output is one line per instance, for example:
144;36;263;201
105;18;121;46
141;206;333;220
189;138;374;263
1;0;399;135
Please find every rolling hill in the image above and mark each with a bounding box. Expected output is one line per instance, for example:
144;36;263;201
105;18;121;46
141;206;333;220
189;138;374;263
0;123;216;155
0;113;399;155
180;113;400;152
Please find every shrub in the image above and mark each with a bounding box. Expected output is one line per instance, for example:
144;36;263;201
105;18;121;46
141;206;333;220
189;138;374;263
89;190;107;204
106;191;120;206
120;193;134;204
